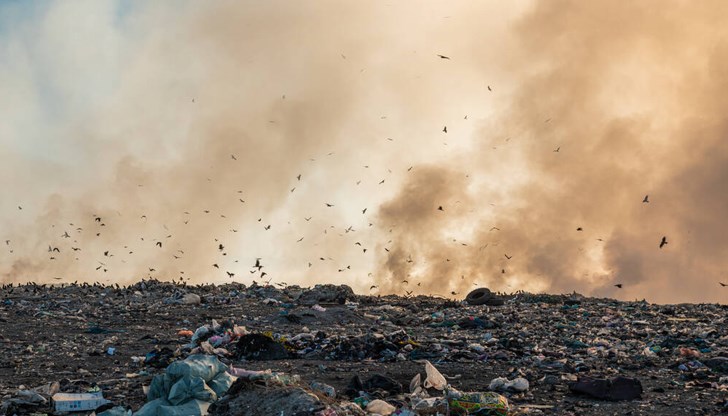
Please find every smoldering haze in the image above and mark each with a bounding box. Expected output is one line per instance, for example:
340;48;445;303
1;1;727;303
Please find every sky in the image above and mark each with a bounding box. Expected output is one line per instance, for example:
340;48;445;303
1;0;727;304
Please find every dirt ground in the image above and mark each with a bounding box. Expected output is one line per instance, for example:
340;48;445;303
0;281;726;415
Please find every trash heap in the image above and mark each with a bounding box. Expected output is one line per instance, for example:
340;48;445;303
0;280;726;415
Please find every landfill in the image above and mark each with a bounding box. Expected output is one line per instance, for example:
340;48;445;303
0;281;726;415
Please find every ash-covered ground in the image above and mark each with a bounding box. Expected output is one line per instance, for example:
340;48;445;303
0;280;726;415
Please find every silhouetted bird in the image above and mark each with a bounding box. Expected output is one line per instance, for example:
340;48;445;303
577;227;583;231
553;147;560;152
659;236;668;248
437;54;450;59
504;254;512;259
438;206;444;211
213;264;219;268
719;282;726;287
325;203;334;207
487;85;492;91
219;244;224;251
615;284;623;288
442;126;447;133
643;195;649;203
156;242;162;247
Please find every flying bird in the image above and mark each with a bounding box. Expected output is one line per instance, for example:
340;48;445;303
643;195;649;203
213;264;219;269
438;206;444;211
297;174;301;181
614;284;623;288
442;126;447;133
362;208;367;214
659;236;668;249
553;146;560;152
487;85;492;91
577;227;583;231
325;203;334;207
156;242;162;247
370;285;378;290
437;54;450;59
504;254;512;260
720;282;727;287
231;154;237;160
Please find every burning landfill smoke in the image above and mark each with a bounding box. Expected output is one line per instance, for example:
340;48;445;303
1;0;727;304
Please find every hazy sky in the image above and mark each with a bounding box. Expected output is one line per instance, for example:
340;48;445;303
1;0;727;304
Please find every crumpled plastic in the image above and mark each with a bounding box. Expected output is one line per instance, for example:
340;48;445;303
134;355;236;416
423;360;447;390
446;388;511;416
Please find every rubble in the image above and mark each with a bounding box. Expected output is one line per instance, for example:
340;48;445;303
0;280;726;415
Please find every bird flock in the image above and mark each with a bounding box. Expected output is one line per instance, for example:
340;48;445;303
3;53;726;295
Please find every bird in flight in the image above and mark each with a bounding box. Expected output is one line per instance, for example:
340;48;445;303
504;254;512;260
614;283;623;288
487;85;492;91
370;285;378;290
577;227;583;231
325;203;334;207
719;282;726;287
438;206;444;211
659;236;668;249
442;126;447;133
553;146;560;152
643;195;649;203
437;54;450;59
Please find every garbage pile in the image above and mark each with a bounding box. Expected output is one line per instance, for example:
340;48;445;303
0;280;726;415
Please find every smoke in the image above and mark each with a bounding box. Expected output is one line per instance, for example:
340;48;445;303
2;1;727;303
373;0;728;303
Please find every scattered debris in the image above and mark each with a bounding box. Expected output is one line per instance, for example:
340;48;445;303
0;280;726;415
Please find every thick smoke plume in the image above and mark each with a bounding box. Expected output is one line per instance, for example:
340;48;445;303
1;1;727;303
